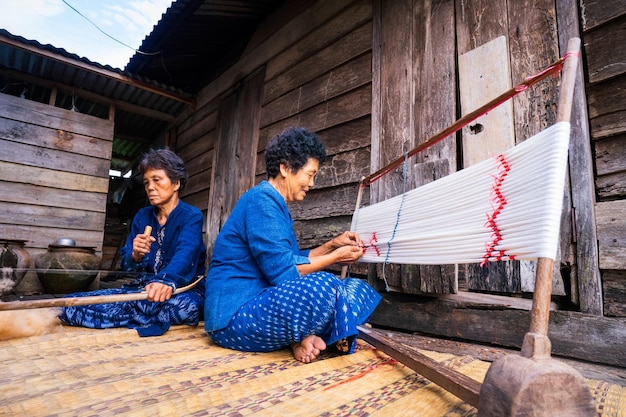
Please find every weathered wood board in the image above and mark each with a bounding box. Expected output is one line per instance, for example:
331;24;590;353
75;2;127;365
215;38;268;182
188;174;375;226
371;292;626;367
603;270;626;317
0;93;112;255
458;35;514;167
596;200;626;270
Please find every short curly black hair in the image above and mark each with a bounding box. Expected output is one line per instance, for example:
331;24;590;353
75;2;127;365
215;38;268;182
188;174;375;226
265;127;327;178
139;148;188;190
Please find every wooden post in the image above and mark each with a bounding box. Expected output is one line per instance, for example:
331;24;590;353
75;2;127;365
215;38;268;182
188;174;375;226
479;38;596;417
520;37;581;360
520;257;554;358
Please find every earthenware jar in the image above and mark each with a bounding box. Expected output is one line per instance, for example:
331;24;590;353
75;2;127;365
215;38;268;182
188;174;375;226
35;240;101;294
0;239;31;295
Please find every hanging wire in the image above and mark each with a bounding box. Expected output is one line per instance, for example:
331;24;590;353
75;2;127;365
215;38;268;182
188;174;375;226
61;0;162;57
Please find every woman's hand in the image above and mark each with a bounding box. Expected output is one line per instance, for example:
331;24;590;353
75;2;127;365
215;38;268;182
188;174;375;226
332;244;364;265
131;231;156;262
145;282;173;302
301;231;365;274
330;231;363;250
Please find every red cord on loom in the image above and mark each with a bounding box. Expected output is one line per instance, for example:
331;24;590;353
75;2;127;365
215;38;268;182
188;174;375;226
481;154;512;266
363;232;381;257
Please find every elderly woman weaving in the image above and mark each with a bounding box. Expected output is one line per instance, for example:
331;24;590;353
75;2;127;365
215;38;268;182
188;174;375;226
60;149;207;336
204;127;381;363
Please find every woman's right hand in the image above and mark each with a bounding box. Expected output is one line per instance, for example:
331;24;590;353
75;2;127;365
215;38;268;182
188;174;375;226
332;244;364;265
131;232;156;262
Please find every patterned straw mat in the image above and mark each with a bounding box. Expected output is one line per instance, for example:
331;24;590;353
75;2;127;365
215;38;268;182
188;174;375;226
0;324;623;417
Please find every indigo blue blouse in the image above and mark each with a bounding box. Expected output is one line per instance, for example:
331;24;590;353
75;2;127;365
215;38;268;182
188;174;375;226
120;200;207;295
204;181;311;331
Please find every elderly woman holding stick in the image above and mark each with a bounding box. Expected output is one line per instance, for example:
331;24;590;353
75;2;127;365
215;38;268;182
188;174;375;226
204;127;381;363
60;149;207;336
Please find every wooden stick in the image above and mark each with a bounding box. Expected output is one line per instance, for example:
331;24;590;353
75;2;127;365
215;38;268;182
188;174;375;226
358;325;481;407
144;225;152;237
522;37;580;359
0;275;205;311
341;178;366;279
361;54;569;187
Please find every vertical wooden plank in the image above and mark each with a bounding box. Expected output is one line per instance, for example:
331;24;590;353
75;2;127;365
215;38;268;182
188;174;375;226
371;0;457;295
205;94;235;259
369;0;384;291
205;68;266;259
556;0;603;315
454;0;523;294
507;0;567;297
412;0;457;294
373;0;413;290
455;0;509;55
458;36;520;294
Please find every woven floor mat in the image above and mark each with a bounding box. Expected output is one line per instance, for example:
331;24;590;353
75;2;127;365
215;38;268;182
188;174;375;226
0;325;623;416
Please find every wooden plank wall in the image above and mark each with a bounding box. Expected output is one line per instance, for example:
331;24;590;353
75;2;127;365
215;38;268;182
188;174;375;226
175;0;622;319
371;0;458;294
0;92;113;289
183;0;375;274
581;0;626;317
176;96;218;227
258;0;373;258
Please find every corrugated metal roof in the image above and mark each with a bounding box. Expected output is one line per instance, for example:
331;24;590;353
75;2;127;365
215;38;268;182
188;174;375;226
127;0;286;93
0;29;194;173
1;0;286;172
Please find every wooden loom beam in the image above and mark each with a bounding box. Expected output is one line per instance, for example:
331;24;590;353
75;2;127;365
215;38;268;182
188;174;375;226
358;325;481;407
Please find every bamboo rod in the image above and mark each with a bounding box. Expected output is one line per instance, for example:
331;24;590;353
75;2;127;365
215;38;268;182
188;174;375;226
0;275;205;311
361;53;570;187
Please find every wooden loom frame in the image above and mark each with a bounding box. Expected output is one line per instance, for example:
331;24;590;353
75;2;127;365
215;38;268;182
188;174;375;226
353;38;586;411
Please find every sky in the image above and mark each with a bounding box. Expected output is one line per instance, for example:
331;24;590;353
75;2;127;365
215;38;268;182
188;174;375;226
0;0;174;70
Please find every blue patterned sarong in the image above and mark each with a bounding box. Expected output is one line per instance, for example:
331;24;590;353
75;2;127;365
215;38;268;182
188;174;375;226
209;271;381;354
60;281;203;337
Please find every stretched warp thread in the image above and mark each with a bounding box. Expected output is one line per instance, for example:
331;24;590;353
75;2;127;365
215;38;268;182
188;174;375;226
350;122;571;265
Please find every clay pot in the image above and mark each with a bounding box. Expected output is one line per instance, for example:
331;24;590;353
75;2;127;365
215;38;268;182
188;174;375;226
35;242;101;294
0;239;31;295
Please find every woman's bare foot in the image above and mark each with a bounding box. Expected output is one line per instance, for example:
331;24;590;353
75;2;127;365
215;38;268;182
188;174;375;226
291;335;326;363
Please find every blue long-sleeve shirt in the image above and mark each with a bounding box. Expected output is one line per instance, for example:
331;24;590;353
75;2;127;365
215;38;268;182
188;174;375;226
120;200;207;295
204;181;311;331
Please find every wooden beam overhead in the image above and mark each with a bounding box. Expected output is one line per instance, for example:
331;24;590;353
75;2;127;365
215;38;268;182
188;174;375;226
0;68;177;123
0;33;196;106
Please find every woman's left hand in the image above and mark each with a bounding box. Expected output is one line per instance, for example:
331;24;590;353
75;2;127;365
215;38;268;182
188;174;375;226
331;231;363;249
145;282;173;302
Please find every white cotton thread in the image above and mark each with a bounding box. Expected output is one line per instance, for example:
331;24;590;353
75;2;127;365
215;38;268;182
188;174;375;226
352;122;571;266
